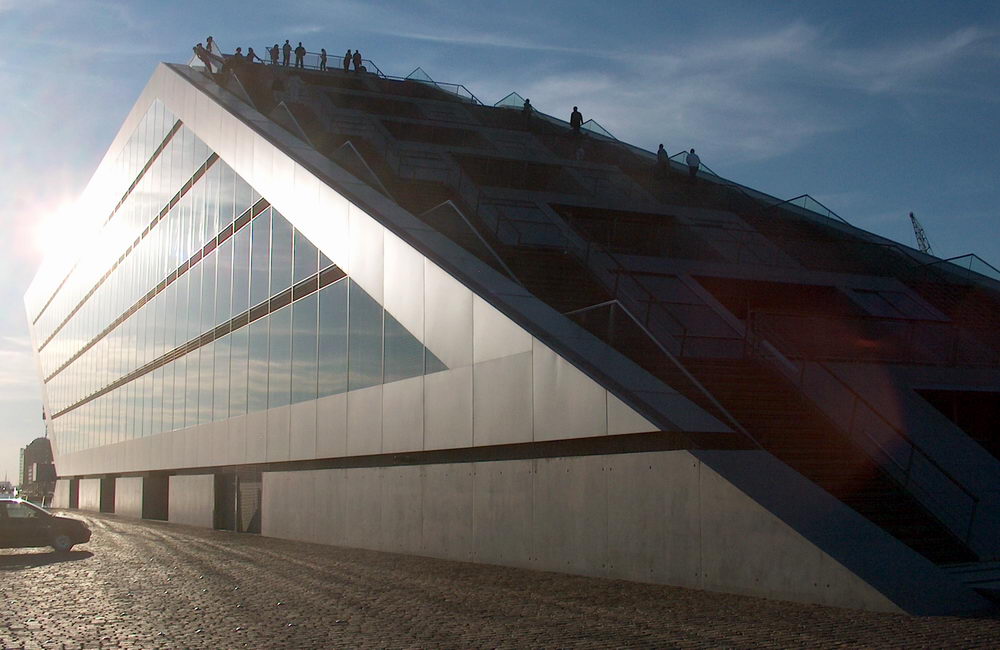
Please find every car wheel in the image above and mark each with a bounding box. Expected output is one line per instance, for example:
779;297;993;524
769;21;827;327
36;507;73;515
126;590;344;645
51;534;75;553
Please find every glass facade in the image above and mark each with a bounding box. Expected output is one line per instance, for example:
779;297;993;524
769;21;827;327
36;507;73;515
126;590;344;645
34;106;445;454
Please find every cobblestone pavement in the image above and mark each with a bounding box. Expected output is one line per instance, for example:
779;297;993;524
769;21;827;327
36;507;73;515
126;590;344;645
2;512;999;649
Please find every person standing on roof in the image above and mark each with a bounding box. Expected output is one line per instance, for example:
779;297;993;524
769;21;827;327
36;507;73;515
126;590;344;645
246;47;262;63
193;43;214;71
206;36;216;53
343;49;352;72
570;106;583;135
282;40;292;66
656;144;669;178
270;44;279;65
522;98;533;127
294;42;306;68
319;48;328;71
685;148;700;180
352;49;363;72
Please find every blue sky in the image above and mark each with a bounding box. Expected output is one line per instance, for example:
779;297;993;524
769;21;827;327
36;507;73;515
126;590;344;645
0;1;998;480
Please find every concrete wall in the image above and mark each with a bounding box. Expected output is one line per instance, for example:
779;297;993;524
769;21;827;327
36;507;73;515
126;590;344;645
263;450;933;613
78;478;101;512
115;477;144;518
168;475;214;528
52;479;71;509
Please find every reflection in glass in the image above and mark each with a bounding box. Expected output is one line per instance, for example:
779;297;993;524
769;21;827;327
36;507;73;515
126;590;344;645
250;209;271;308
383;312;423;383
291;293;318;404
215;238;233;327
214;334;230;422
229;327;249;417
247;318;269;413
270;211;293;296
268;306;292;409
348;279;383;391
231;225;251;316
318;280;348;397
293;229;318;285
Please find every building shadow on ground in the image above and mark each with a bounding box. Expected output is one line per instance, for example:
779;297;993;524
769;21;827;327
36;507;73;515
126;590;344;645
0;550;92;571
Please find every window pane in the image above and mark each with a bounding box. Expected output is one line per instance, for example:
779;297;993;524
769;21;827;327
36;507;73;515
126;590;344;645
200;251;216;335
293;229;318;284
247;318;269;413
318;280;348;397
214;334;230;421
185;347;200;428
268;306;292;409
291;293;318;404
384;312;424;383
250;209;271;307
199;341;214;425
215;238;233;326
229;327;249;417
231;224;251;315
270;211;293;296
219;162;236;226
348;279;382;391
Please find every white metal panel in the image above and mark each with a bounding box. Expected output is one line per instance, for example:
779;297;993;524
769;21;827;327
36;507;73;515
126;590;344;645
383;231;425;340
245;409;267;463
347;204;384;303
381;376;424;453
607;393;658;435
347;385;382;456
289;400;318;461
531;339;607;441
423;260;472;369
423;365;473;450
227;413;248;466
315;393;347;458
266;404;291;462
473;352;533;446
473;295;532;364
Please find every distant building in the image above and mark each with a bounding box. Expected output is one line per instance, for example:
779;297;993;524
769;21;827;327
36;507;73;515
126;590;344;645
18;437;55;504
24;47;1000;615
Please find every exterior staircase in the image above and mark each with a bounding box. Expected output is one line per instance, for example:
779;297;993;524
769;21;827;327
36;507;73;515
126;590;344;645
683;357;975;565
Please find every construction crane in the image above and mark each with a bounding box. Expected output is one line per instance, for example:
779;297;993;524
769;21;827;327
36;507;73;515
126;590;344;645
909;212;934;256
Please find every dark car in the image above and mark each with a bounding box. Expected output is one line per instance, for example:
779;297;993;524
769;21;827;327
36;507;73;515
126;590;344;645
0;499;91;552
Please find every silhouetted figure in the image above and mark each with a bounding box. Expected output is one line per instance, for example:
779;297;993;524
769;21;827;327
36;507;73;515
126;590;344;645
656;144;669;178
270;44;279;65
319;48;328;71
686;148;700;180
570;106;583;134
522;98;533;127
246;47;262;63
294;42;306;68
343;49;352;72
352;49;363;72
234;47;243;59
282;40;291;66
206;36;215;54
193;43;215;72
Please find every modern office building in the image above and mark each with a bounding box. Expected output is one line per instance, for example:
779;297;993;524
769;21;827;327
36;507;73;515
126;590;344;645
26;49;1000;614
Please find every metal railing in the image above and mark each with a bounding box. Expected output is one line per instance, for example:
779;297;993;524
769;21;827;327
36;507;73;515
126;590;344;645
746;310;981;543
564;299;757;447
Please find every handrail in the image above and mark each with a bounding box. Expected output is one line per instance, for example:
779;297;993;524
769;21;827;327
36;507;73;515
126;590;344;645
747;310;980;542
564;299;759;448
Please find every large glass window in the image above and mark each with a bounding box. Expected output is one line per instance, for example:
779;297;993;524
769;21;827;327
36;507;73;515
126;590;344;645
247;318;269;413
249;210;271;308
229;327;249;417
318;280;348;397
384;312;424;383
291;293;318;404
231;225;251;316
268;306;292;409
270;212;293;296
215;238;233;327
293;229;318;285
348;280;382;391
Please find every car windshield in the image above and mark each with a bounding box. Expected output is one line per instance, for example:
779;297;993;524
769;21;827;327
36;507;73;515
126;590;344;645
2;501;49;517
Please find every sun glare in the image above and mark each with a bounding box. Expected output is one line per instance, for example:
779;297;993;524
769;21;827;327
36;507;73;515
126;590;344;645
33;201;89;264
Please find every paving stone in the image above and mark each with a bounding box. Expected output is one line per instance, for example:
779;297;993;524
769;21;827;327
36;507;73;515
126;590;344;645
1;512;998;648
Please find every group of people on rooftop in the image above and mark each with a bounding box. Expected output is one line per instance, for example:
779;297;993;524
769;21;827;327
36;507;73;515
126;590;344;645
193;36;367;75
523;98;702;180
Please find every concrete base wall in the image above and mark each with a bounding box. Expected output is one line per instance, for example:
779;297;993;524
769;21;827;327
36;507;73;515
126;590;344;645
168;475;215;528
52;479;71;509
115;477;144;518
78;478;102;512
262;450;908;613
